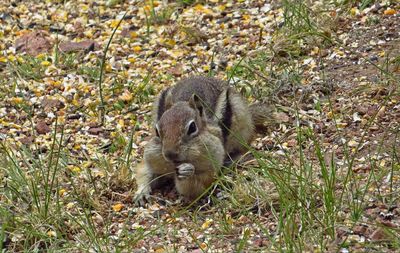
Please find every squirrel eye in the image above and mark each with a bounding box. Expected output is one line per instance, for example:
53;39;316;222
187;121;197;136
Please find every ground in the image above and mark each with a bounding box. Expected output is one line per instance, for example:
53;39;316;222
0;0;399;252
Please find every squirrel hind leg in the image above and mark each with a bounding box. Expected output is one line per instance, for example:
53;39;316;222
224;91;254;156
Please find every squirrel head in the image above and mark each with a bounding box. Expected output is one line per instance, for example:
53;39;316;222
156;94;206;163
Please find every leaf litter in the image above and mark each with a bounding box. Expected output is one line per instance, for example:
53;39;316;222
0;0;399;252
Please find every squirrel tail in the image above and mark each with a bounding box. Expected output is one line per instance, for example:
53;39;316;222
249;102;275;133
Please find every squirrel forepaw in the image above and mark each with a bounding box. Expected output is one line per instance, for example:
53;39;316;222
176;163;195;180
133;187;151;206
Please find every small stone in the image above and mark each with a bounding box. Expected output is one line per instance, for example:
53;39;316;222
19;136;34;145
253;238;268;247
370;228;391;241
67;114;81;120
36;121;51;134
369;55;378;62
88;127;103;135
169;65;183;77
15;30;53;56
353;225;367;235
188;249;202;253
120;27;131;38
356;105;368;115
59;40;100;53
41;98;65;110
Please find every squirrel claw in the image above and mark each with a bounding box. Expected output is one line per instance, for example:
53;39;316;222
176;163;195;179
133;189;151;206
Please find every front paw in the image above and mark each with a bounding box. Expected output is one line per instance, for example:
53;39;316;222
133;187;151;206
176;163;195;180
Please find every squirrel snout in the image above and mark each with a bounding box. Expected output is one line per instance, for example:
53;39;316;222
163;150;181;163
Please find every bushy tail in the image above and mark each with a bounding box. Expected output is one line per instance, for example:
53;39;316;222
249;102;275;133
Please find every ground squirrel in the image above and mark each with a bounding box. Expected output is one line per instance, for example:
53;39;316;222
134;76;269;205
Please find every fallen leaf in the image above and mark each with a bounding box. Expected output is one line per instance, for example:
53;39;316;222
384;9;396;15
112;203;124;212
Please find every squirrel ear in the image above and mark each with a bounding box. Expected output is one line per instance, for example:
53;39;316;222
156;88;173;121
189;94;204;117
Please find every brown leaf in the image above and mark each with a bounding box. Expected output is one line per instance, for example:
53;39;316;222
15;30;53;56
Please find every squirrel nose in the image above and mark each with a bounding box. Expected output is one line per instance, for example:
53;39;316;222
163;150;180;162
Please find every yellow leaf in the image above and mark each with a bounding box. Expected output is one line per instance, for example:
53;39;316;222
83;161;93;168
52;10;68;22
202;65;210;71
84;30;93;38
164;39;176;47
133;46;142;52
155;248;165;253
0;56;7;63
7;55;16;62
11;97;23;105
242;14;251;21
311;47;320;55
223;38;230;46
144;5;151;12
226;214;233;225
94;170;105;178
41;61;51;67
128;57;135;64
130;31;138;39
80;4;89;11
217;4;226;11
112;203;124;212
350;7;358;16
194;4;214;15
348;140;358;147
72;99;80;107
110;19;121;28
200;242;207;250
201;219;213;229
118;119;125;128
68;165;81;173
36;53;46;59
59;189;67;196
384;9;396;15
66;202;75;209
166;217;176;223
47;230;57;237
105;63;112;72
119;90;133;102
